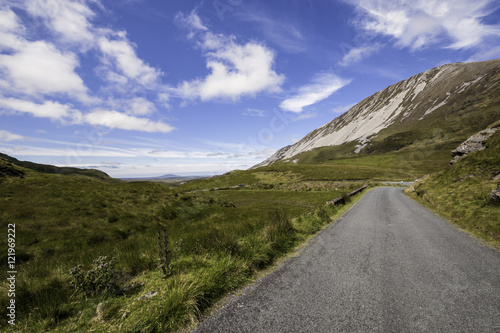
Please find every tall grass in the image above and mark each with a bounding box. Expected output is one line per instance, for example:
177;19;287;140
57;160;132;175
0;169;361;332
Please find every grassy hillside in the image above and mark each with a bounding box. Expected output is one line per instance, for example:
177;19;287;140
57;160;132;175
0;153;115;182
0;160;367;332
406;129;500;248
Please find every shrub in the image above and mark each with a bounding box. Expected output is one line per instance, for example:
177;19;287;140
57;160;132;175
69;256;118;297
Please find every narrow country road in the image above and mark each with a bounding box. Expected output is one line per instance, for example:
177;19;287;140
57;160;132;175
192;187;500;333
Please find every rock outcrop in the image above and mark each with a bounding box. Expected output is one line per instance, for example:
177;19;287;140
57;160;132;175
450;125;500;165
490;185;500;202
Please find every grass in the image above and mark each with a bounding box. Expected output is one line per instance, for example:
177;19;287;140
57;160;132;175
406;130;500;248
0;83;497;330
0;158;367;332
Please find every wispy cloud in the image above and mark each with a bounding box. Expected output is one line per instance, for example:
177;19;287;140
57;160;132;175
337;44;382;67
280;72;351;113
237;11;307;53
292;113;317;122
242;108;267;117
175;10;285;101
0;130;23;142
332;103;356;114
349;0;500;51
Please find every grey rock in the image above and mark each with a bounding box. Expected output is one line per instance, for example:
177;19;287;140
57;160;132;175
450;127;499;165
137;291;157;300
491;171;500;181
94;302;104;321
490;185;500;202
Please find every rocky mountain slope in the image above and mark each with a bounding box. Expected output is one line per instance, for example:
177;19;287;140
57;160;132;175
255;59;500;167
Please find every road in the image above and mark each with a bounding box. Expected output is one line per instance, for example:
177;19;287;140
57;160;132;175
192;187;500;333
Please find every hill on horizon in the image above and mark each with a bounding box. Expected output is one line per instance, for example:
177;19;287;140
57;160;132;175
0;152;115;182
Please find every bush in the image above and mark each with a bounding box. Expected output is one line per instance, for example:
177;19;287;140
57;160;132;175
69;256;118;297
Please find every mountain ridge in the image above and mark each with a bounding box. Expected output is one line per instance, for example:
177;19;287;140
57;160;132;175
0;152;115;182
255;59;500;167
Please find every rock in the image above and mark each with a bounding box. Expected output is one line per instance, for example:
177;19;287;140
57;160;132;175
453;174;475;182
137;291;157;300
94;302;104;321
491;171;500;181
450;126;499;165
490;185;500;202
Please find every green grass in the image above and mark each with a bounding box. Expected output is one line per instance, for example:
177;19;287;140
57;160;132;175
406;130;500;248
1;90;497;331
0;159;367;332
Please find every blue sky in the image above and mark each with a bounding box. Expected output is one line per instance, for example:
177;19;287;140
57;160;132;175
1;0;499;177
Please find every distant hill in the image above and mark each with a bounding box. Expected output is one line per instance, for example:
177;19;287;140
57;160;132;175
255;59;500;167
0;153;116;182
121;174;207;183
157;174;183;179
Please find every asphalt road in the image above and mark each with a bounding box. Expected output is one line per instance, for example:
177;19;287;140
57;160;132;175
192;187;500;333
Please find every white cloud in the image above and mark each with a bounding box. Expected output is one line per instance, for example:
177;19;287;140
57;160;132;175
97;35;162;87
84;109;174;133
20;0;163;88
0;8;23;32
0;130;24;142
0;97;81;122
338;44;382;67
0;96;173;133
157;93;170;108
0;1;173;134
0;40;88;100
176;12;285;101
0;8;25;51
280;72;351;113
350;0;500;50
25;0;96;47
126;97;157;116
174;9;208;33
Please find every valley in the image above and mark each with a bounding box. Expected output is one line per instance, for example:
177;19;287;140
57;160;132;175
1;59;499;332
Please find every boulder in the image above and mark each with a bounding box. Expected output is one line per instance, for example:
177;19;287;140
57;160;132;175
490;185;500;202
450;126;499;165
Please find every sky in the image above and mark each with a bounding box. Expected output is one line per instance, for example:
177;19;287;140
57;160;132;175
1;0;499;178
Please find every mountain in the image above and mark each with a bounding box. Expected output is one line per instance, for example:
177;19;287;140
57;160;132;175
120;174;207;181
0;152;116;182
255;59;500;167
157;174;185;179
